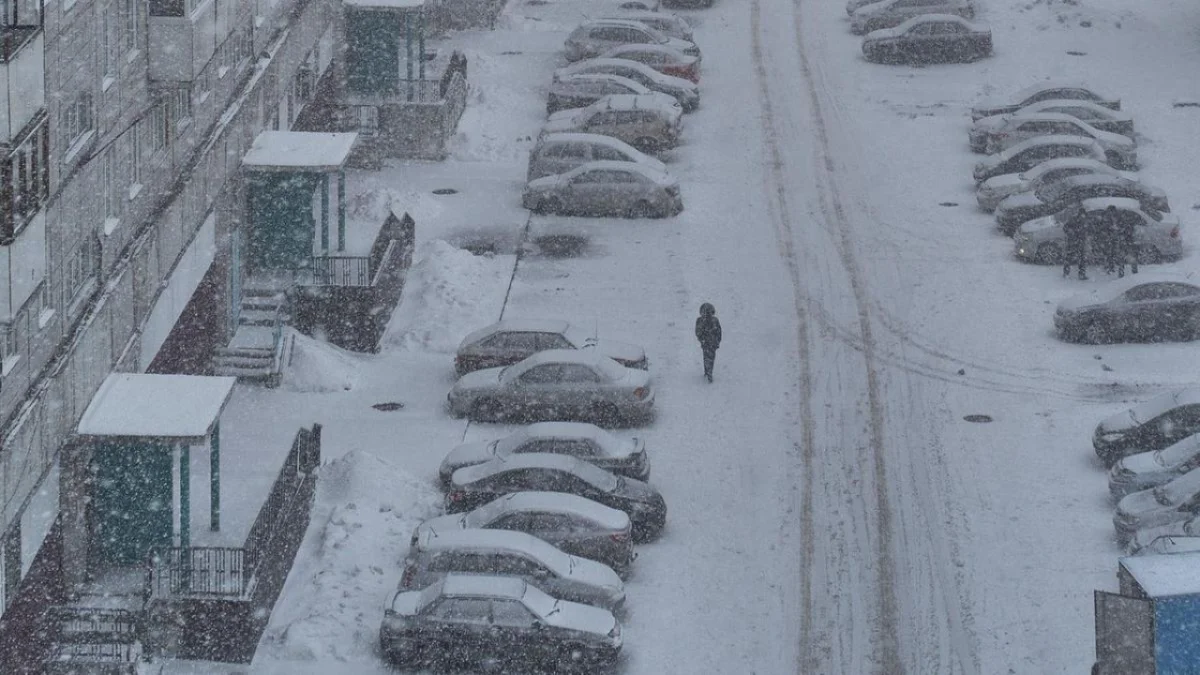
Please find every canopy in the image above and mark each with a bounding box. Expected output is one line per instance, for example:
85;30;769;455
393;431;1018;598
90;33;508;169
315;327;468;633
1122;551;1200;598
77;374;236;444
241;131;359;173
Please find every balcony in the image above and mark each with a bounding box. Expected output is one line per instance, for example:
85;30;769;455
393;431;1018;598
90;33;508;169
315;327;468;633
0;27;43;143
148;0;230;81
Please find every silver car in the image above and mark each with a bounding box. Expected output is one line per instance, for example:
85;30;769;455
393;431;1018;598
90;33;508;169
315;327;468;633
599;43;700;83
400;529;626;611
598;11;694;41
564;19;701;62
1114;467;1200;548
1128;522;1200;556
446;349;655;426
1109;435;1200;501
973;113;1137;169
547;74;656;115
455;318;648;376
555;58;700;112
971;81;1121;122
413;491;636;576
1013;198;1181;265
522;160;683;218
850;0;975;35
540;94;683;154
1093;388;1200;468
438;421;651;486
528;133;666;182
1000;99;1134;137
975;157;1133;213
973;135;1109;184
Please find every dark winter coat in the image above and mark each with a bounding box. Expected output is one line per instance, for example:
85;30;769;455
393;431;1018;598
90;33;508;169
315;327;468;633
695;315;722;352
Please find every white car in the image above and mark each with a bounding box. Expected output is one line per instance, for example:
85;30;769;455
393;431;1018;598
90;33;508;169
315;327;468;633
1114;467;1200;548
539;94;683;154
973;113;1137;169
999;99;1134;137
975;157;1134;213
527;132;666;182
971;81;1121;122
547;74;655;115
972;135;1109;184
1013;197;1181;265
850;0;975;35
597;11;693;41
522;160;682;218
1128;522;1200;555
555;58;700;112
599;44;699;83
1110;435;1200;501
563;19;700;63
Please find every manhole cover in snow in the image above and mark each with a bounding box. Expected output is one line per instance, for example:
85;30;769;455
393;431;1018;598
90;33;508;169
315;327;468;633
500;50;525;55
963;414;993;423
432;188;459;195
372;402;405;412
939;202;958;207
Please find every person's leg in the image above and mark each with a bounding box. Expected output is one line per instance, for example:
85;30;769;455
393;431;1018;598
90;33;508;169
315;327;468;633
703;349;715;381
1130;245;1138;274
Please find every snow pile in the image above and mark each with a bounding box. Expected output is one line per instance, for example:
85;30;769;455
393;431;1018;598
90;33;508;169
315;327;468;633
280;331;362;393
384;239;514;353
344;186;444;232
251;451;442;672
447;50;543;164
1012;0;1134;31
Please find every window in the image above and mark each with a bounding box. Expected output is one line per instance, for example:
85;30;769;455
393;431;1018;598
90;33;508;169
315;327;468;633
555;440;598;457
538;333;572;350
147;0;185;18
593;146;626;161
519;365;562;384
558;365;601;383
129;126;142;187
167;86;193;127
353;106;378;137
61;94;94;154
149;103;169;152
490;599;537;627
102;150;120;220
118;0;139;55
1;0;40;26
65;236;97;301
427;598;489;623
3;120;50;239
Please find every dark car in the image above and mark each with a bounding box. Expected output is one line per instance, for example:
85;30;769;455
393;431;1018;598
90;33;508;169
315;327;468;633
1056;277;1200;347
994;174;1169;235
1091;388;1200;468
862;15;992;65
972;135;1109;185
381;573;622;671
447;453;667;542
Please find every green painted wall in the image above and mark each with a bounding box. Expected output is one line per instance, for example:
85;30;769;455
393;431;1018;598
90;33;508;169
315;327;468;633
247;172;319;270
347;9;402;96
92;441;174;566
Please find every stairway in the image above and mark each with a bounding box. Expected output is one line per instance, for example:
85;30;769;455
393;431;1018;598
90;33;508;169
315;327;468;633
44;606;142;674
210;278;293;386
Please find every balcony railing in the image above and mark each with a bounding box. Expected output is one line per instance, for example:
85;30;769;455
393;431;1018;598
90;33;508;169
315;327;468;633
0;25;38;64
308;255;370;287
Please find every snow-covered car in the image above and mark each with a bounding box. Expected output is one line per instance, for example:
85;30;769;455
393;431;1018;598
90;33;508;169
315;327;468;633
970;81;1121;122
437;421;650;486
446;349;655;426
995;174;1168;235
547;74;657;115
973;135;1109;184
1128;523;1200;556
563;19;700;63
987;99;1135;137
522;160;683;218
861;14;992;65
1013;198;1181;265
528;132;666;183
597;10;694;41
975;157;1134;212
539;94;683;154
846;0;879;15
555;58;700;112
381;574;622;671
413;491;636;576
850;0;975;35
1114;467;1200;548
599;43;700;83
455;319;647;376
1109;435;1200;501
972;113;1137;168
1056;277;1200;347
401;529;626;611
1093;388;1200;468
447;453;667;541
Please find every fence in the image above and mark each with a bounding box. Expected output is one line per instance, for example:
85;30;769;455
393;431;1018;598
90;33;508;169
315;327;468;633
243;423;321;577
308;255;371;287
145;547;247;601
43;606;141;675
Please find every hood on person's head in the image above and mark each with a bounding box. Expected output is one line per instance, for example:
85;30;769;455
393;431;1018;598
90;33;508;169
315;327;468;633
700;303;715;317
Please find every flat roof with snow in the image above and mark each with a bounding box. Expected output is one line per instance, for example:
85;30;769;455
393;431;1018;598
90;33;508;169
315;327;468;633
1122;551;1200;598
77;374;237;443
344;0;425;8
242;131;359;172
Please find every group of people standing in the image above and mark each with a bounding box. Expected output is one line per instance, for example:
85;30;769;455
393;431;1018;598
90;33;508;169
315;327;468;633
1062;204;1139;281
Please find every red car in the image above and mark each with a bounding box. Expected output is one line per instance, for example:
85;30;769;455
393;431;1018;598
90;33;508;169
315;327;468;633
598;43;700;84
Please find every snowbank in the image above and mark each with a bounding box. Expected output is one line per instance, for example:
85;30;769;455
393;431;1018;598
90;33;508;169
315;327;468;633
344;185;444;233
280;331;363;393
447;50;545;164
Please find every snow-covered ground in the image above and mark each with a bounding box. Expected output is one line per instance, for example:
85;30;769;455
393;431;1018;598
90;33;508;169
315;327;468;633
231;0;1200;673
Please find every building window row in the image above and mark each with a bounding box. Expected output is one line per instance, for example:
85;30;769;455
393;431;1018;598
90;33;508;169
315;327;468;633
60;94;94;156
1;0;40;27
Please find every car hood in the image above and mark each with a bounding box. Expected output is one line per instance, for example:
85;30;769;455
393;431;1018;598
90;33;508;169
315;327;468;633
1130;523;1198;554
1122;450;1167;476
1098;410;1138;435
997;193;1042;213
543;114;583;135
1056;290;1106;314
864;26;902;39
566;555;625;592
1118;488;1168;521
453;368;504;391
441;441;495;474
664;36;697;55
592;339;648;363
388;589;423;616
975;154;1003;175
972;115;1009;133
527;175;562;192
546;599;618;636
980;173;1025;193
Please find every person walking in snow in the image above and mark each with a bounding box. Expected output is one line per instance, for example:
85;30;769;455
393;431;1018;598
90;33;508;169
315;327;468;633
695;303;722;383
1063;211;1088;280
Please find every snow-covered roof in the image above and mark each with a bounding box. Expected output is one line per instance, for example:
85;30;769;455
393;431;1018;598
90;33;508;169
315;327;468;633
414;528;572;568
562;160;674;184
344;0;424;8
491;491;630;530
1121;550;1200;597
242;131;358;172
894;13;981;30
77;374;236;442
454;452;620;490
510;348;629;378
438;573;527;599
518;421;608;442
460;318;571;348
1078;197;1144;213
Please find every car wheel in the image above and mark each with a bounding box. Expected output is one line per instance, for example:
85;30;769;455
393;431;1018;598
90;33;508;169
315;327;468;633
537;196;564;215
471;397;505;422
633;136;659;154
592;402;622;427
1035;242;1063;265
627;200;654;219
1139;246;1163;264
1084;322;1109;345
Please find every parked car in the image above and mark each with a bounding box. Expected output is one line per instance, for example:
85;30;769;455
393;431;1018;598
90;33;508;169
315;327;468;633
523;160;682;218
996;99;1135;137
971;82;1121;122
973;135;1110;184
446;453;668;541
599;43;700;83
861;14;991;64
555;58;700;112
413;492;636;577
547;74;661;114
1093;388;1200;467
528;132;665;183
975;157;1134;212
564;19;700;62
972;113;1137;168
1128;520;1200;555
847;0;880;15
598;10;694;41
1109;435;1200;501
1013;198;1181;265
446;349;655;426
540;94;683;154
401;529;626;611
994;174;1168;235
1056;277;1200;347
456;318;648;376
850;0;974;34
382;573;622;671
438;421;650;486
1114;467;1200;548
662;0;711;9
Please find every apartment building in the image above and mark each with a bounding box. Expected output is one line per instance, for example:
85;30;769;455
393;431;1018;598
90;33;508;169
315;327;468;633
0;0;337;620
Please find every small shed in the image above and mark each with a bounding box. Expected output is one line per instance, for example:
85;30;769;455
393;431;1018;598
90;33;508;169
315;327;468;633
1094;551;1200;674
76;374;236;566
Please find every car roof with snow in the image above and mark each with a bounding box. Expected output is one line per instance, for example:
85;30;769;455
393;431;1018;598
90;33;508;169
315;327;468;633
509;421;612;443
985;81;1113;106
432;572;530;601
893;14;982;31
1060;273;1200;308
1004;111;1098;126
485;491;631;530
452;452;621;489
1078;197;1150;214
536;132;646;153
561;160;674;184
460;319;571;348
555;72;647;88
512;348;629;373
601;43;693;60
1018;99;1132;118
578;17;665;34
559;58;681;83
1040;173;1160;200
999;134;1101;158
1024;157;1112;176
414;526;573;565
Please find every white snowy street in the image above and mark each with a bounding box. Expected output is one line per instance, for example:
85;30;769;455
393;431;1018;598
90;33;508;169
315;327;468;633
244;0;1200;674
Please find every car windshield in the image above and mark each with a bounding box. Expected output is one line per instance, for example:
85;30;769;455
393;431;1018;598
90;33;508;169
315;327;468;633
571;460;620;491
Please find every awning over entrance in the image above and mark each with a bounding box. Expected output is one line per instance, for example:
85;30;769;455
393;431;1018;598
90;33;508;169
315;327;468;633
77;373;236;444
241;131;358;173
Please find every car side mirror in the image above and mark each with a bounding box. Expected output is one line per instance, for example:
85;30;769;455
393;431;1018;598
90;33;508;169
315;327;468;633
531;620;544;630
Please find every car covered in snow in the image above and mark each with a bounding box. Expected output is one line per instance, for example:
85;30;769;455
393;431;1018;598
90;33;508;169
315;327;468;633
1055;276;1200;347
447;453;667;542
455;318;648;376
563;19;700;63
381;573;622;671
995;174;1168;235
438;421;650;486
599;43;700;83
970;81;1121;122
1128;522;1200;556
547;74;658;115
401;529;626;611
850;0;975;35
973;99;1135;139
971;113;1137;168
1092;388;1200;467
861;15;991;64
446;349;655;426
973;135;1110;184
1013;198;1181;265
522;160;683;218
1114;467;1200;548
527;132;666;183
597;10;694;41
413;491;636;576
975;157;1134;213
540;94;683;154
555;58;700;112
1109;435;1200;501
